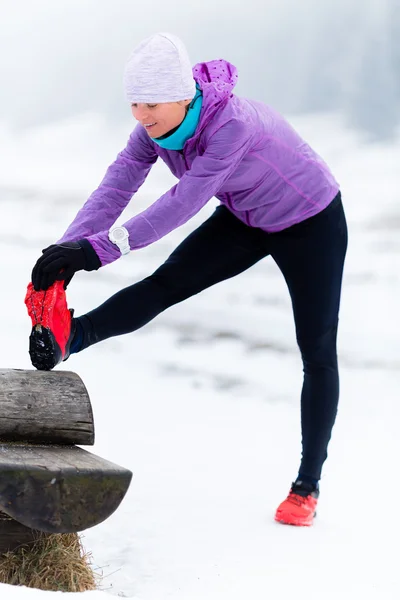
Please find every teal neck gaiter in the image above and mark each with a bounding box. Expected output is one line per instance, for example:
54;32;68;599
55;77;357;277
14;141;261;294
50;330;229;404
152;84;203;151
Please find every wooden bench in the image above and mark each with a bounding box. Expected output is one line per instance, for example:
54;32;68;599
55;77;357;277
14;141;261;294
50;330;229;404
0;369;132;554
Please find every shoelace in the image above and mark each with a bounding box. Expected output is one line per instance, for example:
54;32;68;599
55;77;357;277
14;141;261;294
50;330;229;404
29;288;47;325
40;290;47;323
287;492;309;507
29;293;38;323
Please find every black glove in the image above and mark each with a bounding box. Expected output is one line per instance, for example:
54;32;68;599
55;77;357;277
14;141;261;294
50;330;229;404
31;239;101;291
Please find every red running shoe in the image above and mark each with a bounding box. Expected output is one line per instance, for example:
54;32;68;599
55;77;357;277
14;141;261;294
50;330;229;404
25;281;75;371
274;480;319;527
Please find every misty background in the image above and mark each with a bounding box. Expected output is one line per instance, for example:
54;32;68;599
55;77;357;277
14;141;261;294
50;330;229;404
1;0;399;141
0;3;399;597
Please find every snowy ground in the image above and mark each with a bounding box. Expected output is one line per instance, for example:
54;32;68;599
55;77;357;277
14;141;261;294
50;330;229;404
0;111;399;599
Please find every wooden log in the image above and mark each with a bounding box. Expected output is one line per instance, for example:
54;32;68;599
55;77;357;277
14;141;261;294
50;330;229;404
0;369;94;445
0;511;49;554
0;443;132;534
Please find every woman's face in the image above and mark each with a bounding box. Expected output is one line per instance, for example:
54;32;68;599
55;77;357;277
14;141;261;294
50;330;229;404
131;99;192;138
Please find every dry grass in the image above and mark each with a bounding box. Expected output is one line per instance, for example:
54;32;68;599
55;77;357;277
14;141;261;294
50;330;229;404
0;532;100;592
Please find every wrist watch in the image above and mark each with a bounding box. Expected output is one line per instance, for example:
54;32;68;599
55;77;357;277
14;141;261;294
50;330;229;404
108;226;130;255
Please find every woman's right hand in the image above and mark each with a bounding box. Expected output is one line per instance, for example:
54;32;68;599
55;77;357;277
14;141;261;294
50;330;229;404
31;239;101;291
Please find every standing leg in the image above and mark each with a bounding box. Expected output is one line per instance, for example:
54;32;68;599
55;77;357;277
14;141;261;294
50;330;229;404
270;193;348;482
75;206;270;351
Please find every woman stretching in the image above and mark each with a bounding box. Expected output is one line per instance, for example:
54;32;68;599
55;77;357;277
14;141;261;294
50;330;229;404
26;32;348;527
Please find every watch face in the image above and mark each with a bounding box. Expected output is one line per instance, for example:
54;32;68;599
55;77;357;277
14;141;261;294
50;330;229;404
112;227;127;242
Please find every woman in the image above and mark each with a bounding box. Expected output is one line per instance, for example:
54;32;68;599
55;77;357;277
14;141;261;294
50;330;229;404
26;32;348;527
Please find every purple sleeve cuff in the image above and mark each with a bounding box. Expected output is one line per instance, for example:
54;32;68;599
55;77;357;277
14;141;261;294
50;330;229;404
86;233;121;267
86;215;160;266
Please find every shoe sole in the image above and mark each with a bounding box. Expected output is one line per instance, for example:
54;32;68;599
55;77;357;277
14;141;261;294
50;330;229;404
29;324;62;371
274;511;317;527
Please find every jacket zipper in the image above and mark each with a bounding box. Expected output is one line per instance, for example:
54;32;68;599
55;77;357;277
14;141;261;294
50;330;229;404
179;149;190;170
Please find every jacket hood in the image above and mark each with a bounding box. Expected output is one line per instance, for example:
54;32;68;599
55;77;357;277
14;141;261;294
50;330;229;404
191;59;238;135
193;59;238;98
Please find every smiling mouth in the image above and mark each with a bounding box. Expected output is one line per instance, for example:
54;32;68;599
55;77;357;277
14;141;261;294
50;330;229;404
144;123;157;130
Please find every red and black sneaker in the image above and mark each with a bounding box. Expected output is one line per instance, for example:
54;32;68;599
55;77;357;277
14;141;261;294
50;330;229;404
25;281;75;371
274;479;319;526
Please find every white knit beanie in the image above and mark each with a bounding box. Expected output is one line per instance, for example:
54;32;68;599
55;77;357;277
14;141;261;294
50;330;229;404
123;32;196;104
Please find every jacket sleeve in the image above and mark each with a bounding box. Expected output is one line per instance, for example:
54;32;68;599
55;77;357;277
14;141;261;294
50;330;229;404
87;119;255;266
57;125;158;245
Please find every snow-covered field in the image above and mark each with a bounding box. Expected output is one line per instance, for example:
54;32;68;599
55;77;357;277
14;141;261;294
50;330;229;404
0;111;399;599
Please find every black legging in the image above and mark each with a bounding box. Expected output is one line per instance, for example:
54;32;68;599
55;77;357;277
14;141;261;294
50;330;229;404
78;192;348;480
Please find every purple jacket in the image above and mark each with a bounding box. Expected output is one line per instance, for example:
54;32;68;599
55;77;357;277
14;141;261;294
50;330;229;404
59;59;340;266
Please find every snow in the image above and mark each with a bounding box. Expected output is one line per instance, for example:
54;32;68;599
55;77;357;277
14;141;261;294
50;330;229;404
0;110;399;598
